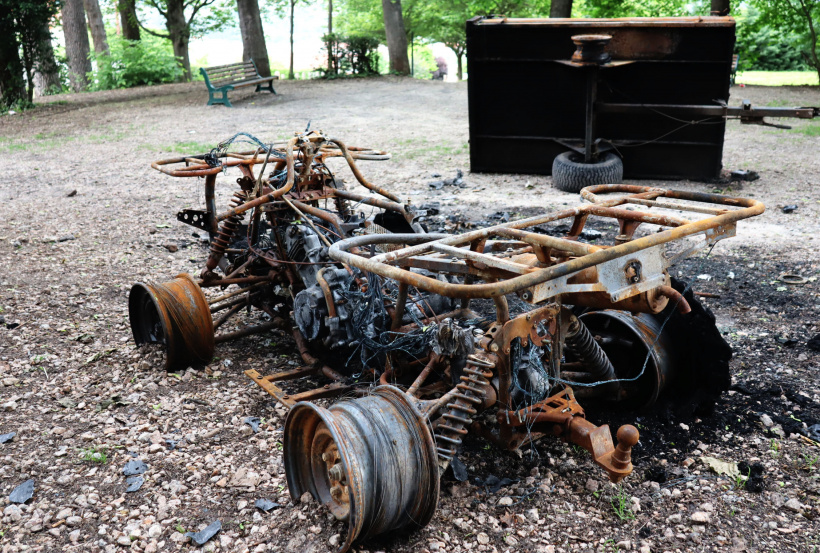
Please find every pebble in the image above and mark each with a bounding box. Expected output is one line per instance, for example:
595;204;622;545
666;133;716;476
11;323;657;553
761;414;774;427
329;534;341;547
497;496;513;506
690;511;711;524
584;478;599;492
477;532;490;544
784;498;803;513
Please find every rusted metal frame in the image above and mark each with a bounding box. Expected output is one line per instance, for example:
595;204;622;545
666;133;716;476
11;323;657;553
366;190;664;266
315;268;338;319
207;281;268;305
326;138;403;203
584;63;599;163
331;189;417;229
474;16;736;27
597;102;818;120
493;227;600;256
625;197;729;215
214;137;299;222
244;369;296;406
329;190;762;300
223;257;254;281
214;318;285;343
203;174;219;235
583;204;692;227
406;356;442;397
213;302;244;330
288;199;346;237
210;293;255;314
430;243;536;275
199;274;273;287
390;282;409;331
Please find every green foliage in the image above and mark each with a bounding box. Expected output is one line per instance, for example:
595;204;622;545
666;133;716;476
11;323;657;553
410;43;437;78
735;5;808;70
573;0;706;17
750;0;820;83
80;447;108;464
89;33;183;90
0;0;60;107
610;485;635;521
320;33;381;77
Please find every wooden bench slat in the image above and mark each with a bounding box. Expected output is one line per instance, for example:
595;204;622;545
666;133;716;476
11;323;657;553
205;61;256;72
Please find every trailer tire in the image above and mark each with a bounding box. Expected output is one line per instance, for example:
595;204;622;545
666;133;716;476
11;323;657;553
552;151;623;193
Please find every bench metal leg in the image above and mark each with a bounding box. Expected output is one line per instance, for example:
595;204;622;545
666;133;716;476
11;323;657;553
207;89;232;107
255;81;277;95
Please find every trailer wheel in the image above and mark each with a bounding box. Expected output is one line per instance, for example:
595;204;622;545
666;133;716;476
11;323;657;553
552;151;623;193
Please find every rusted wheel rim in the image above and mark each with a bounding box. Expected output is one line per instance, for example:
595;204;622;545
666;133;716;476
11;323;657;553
128;273;214;371
284;386;440;553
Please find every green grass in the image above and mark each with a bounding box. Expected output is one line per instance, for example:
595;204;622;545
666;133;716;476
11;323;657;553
170;140;216;155
736;71;819;86
80;447;108;463
788;122;820;136
610;485;635;521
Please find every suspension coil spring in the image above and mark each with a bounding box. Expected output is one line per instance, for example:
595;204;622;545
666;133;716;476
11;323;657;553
206;191;249;271
566;316;616;381
434;355;494;466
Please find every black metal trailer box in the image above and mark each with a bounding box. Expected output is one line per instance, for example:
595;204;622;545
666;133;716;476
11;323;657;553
466;16;736;180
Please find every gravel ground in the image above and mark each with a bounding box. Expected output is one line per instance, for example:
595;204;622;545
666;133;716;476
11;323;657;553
0;77;819;553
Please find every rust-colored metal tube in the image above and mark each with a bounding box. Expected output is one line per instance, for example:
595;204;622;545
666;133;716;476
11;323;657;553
656;285;691;314
327;138;402;203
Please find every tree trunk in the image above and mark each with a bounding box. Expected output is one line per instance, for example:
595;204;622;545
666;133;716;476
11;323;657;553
710;0;730;16
118;0;141;41
456;53;462;81
237;0;271;76
62;0;92;92
289;0;295;79
381;0;410;74
327;0;332;73
0;9;25;108
165;0;191;80
550;0;572;18
34;19;61;97
83;0;109;54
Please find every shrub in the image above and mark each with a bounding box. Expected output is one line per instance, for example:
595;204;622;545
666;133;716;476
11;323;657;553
320;33;381;78
89;33;183;90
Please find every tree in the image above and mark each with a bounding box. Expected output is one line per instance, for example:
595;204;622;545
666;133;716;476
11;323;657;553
33;15;62;96
62;0;93;91
236;0;271;76
550;0;571;17
119;0;142;40
0;6;26;108
0;0;61;106
382;0;410;74
137;0;222;81
754;0;820;85
84;0;110;54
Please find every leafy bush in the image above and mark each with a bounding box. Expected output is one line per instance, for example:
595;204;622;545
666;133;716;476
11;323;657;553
735;6;808;71
320;33;381;78
89;33;183;90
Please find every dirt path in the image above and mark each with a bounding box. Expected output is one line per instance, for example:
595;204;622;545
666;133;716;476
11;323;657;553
0;78;818;553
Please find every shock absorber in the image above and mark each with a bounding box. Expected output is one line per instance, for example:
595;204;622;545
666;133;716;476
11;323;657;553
434;354;493;470
565;314;616;382
203;190;249;276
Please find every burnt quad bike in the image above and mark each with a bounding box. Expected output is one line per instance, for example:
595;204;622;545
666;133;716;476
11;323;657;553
128;130;764;552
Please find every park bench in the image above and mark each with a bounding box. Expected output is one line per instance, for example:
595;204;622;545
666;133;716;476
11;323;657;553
200;60;277;107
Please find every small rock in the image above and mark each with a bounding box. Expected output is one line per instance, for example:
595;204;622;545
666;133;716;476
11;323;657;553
185;520;221;546
497;496;513;507
760;414;774;427
667;513;682;524
329;534;341;547
164;243;179;253
123;459;147;476
477;532;490;544
690;511;710;524
584;478;599;492
9;479;34;503
300;492;313;504
784;498;803;513
56;508;72;520
681;458;695;468
66;516;82;527
69;529;81;543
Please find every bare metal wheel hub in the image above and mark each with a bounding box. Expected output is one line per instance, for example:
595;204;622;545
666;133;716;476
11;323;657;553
283;386;440;553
